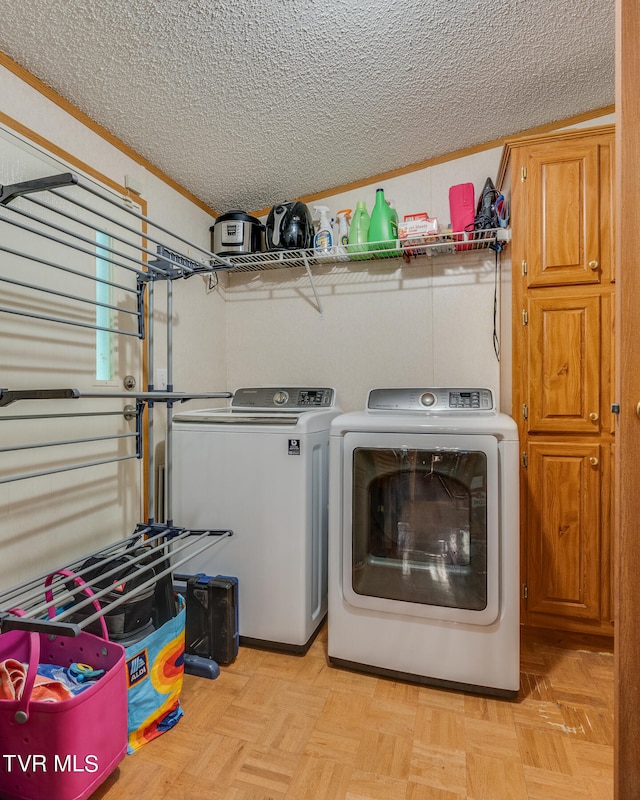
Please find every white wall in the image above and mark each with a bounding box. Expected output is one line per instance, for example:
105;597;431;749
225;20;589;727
225;149;505;412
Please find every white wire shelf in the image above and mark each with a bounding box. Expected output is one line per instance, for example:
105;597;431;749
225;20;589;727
221;228;511;273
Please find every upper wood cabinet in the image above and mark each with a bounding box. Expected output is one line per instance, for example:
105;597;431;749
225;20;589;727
524;142;600;286
504;127;615;289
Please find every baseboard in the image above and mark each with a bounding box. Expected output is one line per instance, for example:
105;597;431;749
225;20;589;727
521;624;614;653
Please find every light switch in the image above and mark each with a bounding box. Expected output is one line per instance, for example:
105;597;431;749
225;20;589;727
156;368;167;390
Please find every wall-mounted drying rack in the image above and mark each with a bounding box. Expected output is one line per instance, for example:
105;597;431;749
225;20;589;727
0;388;230;485
0;169;235;637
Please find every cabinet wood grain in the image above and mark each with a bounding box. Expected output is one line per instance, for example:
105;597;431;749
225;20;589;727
525;142;601;287
527;442;601;621
527;294;601;434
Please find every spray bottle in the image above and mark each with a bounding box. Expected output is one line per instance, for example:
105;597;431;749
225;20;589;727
387;199;399;231
386;199;401;256
313;206;333;255
335;209;351;261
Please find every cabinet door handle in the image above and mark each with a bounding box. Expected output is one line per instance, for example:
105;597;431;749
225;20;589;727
589;456;599;467
589;260;599;270
589;412;599;422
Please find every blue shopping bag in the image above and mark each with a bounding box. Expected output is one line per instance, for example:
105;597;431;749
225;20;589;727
125;594;185;753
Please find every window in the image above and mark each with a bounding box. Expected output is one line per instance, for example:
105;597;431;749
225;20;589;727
95;230;113;382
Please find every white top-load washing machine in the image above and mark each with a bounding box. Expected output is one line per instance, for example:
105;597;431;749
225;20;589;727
328;387;519;697
171;386;340;653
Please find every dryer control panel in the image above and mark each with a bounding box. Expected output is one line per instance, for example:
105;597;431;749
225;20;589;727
367;387;494;412
232;387;335;411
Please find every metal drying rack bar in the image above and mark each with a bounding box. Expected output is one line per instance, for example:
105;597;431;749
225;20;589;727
0;170;236;637
0;525;233;636
0;172;236;277
0;388;231;485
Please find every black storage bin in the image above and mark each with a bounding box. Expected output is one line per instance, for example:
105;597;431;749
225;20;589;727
179;573;239;665
135;543;176;628
69;551;156;640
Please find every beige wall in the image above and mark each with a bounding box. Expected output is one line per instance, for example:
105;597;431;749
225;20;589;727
225;148;506;413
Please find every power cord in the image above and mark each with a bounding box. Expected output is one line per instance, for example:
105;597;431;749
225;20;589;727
492;244;503;362
206;272;219;293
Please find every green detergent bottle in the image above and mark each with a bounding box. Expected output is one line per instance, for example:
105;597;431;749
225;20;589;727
368;187;397;254
347;200;370;261
386;198;402;256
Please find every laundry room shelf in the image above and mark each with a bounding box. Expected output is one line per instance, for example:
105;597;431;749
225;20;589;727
221;227;510;317
219;227;511;273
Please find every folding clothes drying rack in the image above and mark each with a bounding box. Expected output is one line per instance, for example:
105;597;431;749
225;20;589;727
0;170;235;637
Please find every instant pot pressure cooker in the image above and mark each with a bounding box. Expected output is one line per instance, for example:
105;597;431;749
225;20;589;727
211;211;264;256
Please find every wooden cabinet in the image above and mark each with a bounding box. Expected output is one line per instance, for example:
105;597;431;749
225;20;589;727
527;293;601;434
526;442;602;622
522;140;608;287
500;125;615;638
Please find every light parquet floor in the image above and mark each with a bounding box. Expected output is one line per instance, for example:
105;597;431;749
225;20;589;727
92;625;614;800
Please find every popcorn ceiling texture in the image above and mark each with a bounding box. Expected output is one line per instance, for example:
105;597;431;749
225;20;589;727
0;0;614;215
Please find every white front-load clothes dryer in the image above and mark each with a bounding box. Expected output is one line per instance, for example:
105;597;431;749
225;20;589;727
328;387;519;697
171;387;340;653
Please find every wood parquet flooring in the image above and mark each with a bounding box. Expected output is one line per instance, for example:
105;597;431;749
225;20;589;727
91;625;614;800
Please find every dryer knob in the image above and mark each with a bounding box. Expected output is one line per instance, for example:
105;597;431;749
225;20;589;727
420;392;436;408
273;390;289;406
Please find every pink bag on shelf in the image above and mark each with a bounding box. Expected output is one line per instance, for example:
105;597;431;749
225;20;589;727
449;182;475;251
0;577;127;800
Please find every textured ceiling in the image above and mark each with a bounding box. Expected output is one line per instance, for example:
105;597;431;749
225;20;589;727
0;0;615;216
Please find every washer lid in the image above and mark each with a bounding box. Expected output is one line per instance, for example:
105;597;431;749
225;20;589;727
172;411;301;425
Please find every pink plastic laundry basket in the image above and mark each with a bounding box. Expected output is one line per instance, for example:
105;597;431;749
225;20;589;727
0;623;127;800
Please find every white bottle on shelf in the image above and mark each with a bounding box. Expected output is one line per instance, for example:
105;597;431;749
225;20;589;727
334;209;351;261
313;206;333;256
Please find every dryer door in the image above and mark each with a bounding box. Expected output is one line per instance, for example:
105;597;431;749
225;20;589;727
342;432;500;625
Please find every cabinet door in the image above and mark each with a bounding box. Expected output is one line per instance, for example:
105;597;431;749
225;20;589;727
527;294;601;433
526;442;601;622
524;141;601;287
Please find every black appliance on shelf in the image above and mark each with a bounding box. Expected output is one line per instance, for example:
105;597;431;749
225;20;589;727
265;201;314;251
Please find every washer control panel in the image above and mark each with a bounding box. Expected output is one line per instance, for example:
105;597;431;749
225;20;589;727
367;387;494;412
232;387;335;411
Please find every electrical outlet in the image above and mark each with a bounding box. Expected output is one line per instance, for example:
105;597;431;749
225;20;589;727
156;368;168;390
